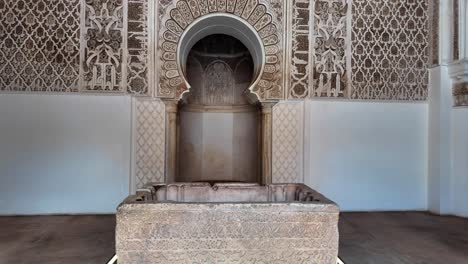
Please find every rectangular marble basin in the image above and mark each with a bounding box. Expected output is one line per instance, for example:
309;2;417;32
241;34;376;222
116;183;339;264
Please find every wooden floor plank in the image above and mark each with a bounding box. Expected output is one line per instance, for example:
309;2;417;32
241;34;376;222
0;212;467;264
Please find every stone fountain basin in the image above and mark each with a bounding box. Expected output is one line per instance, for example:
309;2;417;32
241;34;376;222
116;183;339;264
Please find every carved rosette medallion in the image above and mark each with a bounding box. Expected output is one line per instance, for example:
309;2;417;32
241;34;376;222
157;0;283;101
82;0;124;92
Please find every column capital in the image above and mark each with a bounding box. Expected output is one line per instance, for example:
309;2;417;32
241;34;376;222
162;100;178;113
260;101;277;114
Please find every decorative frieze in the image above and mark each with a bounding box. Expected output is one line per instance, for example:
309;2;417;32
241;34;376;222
127;0;150;95
0;0;81;92
312;0;350;98
429;0;440;66
453;0;460;61
351;0;429;101
82;0;125;92
131;97;166;192
272;101;304;183
289;0;312;99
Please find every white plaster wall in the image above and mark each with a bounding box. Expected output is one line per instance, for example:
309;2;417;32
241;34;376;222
178;110;258;183
427;66;453;214
0;94;131;215
305;100;428;211
451;108;468;217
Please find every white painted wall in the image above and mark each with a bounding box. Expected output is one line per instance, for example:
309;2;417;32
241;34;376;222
0;94;433;214
427;66;453;214
0;94;131;215
451;108;468;217
304;100;428;211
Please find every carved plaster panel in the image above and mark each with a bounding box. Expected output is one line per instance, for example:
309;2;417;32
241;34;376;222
351;0;429;101
453;0;460;61
429;0;439;66
131;97;166;192
453;82;468;106
157;0;284;101
289;0;312;99
81;0;125;92
312;0;351;98
272;101;304;183
0;0;80;92
127;0;150;95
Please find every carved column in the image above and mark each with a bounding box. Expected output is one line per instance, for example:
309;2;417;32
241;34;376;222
260;102;276;184
163;100;178;183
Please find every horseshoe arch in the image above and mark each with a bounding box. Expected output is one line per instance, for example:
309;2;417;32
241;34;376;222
157;0;282;102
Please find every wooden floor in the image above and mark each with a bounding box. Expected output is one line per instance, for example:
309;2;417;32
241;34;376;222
0;212;467;264
340;212;468;264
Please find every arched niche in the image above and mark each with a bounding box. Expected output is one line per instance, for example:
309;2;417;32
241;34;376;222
177;34;260;183
158;3;280;184
157;0;282;101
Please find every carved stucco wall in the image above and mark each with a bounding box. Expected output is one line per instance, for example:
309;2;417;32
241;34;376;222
157;0;284;101
131;97;166;191
0;0;434;190
0;0;81;92
1;0;431;101
272;101;304;183
351;0;429;101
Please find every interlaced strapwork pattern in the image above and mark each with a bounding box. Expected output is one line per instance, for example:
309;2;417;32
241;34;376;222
0;0;80;92
351;0;429;100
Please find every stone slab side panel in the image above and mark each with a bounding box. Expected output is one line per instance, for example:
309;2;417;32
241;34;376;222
116;204;339;264
272;101;304;183
351;0;429;100
131;97;166;192
0;0;81;92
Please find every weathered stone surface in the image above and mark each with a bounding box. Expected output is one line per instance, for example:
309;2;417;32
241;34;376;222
116;183;339;264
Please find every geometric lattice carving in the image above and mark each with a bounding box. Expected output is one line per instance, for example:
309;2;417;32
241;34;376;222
157;0;283;101
289;0;312;99
312;0;350;98
0;0;80;92
82;0;124;92
272;101;304;183
428;0;439;66
132;98;166;191
127;0;150;95
351;0;429;101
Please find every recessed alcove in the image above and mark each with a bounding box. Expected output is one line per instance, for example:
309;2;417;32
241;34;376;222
176;34;260;183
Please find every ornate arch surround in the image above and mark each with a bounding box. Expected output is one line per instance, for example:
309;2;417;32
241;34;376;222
158;0;282;102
